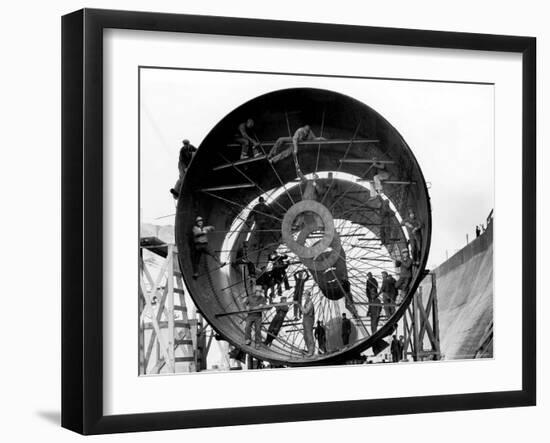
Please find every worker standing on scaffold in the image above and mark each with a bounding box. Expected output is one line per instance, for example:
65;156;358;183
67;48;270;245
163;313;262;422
191;216;225;279
401;209;423;265
366;272;381;333
244;286;267;348
268;125;325;179
395;248;413;303
341;312;352;346
301;290;315;357
292;270;309;319
314;320;327;354
235;118;261;160
379;271;398;318
368;157;390;200
170;139;197;199
264;296;290;347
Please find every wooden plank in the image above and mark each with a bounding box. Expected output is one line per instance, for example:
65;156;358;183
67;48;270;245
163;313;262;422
213;155;267;171
174;273;196;372
341;159;394;164
358;257;394;262
200;183;255;192
226;139;379;147
416;293;438;348
356;179;416;185
151;359;166;374
143;320;191;330
215;301;296;318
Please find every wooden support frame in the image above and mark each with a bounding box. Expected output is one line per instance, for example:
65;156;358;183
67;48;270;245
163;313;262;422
139;244;198;374
401;272;441;362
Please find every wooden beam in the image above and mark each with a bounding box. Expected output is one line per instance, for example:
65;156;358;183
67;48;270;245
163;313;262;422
226;139;379;147
166;245;175;372
213;155;267;171
356;179;416;185
139;278;175;372
143;320;191;330
215;302;296;318
340;159;394;164
200;183;255;192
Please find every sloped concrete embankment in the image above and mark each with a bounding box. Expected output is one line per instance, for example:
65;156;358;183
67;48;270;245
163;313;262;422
432;222;493;360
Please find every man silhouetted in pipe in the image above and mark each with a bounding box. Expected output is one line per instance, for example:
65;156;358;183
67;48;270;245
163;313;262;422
271;252;290;297
378;199;394;246
399;335;406;360
301;291;315;356
191;216;225;279
314;320;327;354
234;241;257;295
401;209;423;265
293;270;309;319
264;296;290;346
244;286;267;349
249;196;276;249
341;312;352;346
368;158;390;199
170;139;197;199
395;248;413;302
391;334;401;363
380;271;398;318
235;118;261;160
366;272;381;333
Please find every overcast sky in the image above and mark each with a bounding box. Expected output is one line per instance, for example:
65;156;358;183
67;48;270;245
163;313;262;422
140;68;493;269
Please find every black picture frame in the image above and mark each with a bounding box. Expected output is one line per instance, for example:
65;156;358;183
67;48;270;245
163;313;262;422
61;8;536;435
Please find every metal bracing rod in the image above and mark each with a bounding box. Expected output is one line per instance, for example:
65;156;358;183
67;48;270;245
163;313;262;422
319;121;362;205
315;287;330;331
315;108;326;174
331;277;370;337
346;251;393;272
334;218;367;239
212;155;267;171
199;183;256;192
327;164;375;212
345;238;395;267
217;152;290;215
338;204;379;219
338;195;391;219
202;190;283;223
346;245;397;266
282;111;304;200
339;203;382;228
247;132;297;207
258;144;297;207
344;255;396;275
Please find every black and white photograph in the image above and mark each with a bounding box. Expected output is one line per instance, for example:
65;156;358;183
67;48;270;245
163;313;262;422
138;68;494;374
1;0;544;440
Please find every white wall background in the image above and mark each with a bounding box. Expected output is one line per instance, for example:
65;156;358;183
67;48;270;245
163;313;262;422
0;1;545;442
